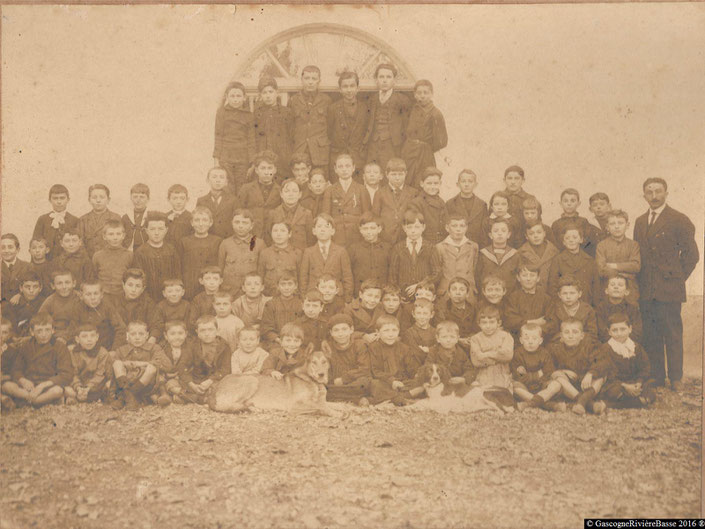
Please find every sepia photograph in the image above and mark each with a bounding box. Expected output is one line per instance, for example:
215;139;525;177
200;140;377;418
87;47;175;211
0;4;703;528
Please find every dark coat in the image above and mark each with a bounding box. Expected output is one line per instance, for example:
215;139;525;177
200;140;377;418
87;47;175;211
445;194;488;247
195;192;240;239
288;92;332;167
327;98;368;170
372;185;419;244
363;92;411;148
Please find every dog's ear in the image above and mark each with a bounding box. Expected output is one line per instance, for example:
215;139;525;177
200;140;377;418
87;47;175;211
319;341;332;359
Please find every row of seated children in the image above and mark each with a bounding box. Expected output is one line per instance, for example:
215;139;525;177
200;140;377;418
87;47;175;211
0;298;653;415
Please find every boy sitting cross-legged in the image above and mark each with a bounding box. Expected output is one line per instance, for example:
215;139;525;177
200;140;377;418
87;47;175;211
3;314;72;408
64;323;111;405
544;319;605;415
109;320;167;411
592;313;655;409
510;323;564;412
324;314;373;404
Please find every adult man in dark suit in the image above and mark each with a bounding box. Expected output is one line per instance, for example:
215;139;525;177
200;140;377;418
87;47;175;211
364;64;411;176
634;177;699;392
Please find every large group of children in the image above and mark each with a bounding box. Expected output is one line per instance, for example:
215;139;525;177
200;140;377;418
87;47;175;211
1;63;663;415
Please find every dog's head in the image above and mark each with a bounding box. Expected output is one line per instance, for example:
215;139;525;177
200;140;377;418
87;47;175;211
418;363;451;388
302;343;330;385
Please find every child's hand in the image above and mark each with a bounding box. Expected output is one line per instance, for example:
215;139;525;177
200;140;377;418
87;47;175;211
270;371;283;381
19;378;34;392
392;380;404;390
419;346;430;353
404;284;418;297
516;366;527;376
537;369;544;378
363;333;378;344
189;382;203;394
580;373;593;390
9;293;21;305
333;377;343;386
458;337;472;346
622;382;641;396
449;376;466;384
606;263;618;270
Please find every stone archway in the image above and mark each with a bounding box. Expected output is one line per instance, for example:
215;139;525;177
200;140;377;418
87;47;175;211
234;23;417;108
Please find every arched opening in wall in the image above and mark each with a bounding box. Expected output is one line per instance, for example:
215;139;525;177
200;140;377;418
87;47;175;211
234;23;417;110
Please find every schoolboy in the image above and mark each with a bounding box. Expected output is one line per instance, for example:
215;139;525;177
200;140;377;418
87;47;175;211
77;184;122;258
504;264;553;338
219;209;265;295
546;319;605;415
436;214;479;301
596;276;643;343
294;290;328;349
317;274;346;325
401;80;448;189
253;76;294;182
364;63;411;173
361;162;383;207
113;268;164;346
588;192;613;238
134;212;181;302
518;220;559;296
502;166;536;220
188;266;222;330
258;222;302;297
1;233;31;304
212;290;245;352
510;323;562;411
195;167;240;239
445;169;488;246
423;320;476;383
240;150;282;238
178;206;222;300
480;191;522;249
5;272;45;336
75;280;126;350
92;220;134;299
372;158;419;244
475;218;520;294
344;279;385;341
409;167;448;244
28;238;55;299
155;279;192;338
367;315;414;405
122;183;150;251
55;229;96;288
401;298;436;374
1;319;19;410
388;209;441;300
322;153;369;246
262;322;307;379
325;314;373;404
328;71;368;179
290;153;312;194
592;313;654;409
266;179;313;250
189;315;232;403
595;209;641;303
110;320;166;410
230;326;269;375
551;188;601;258
546;276;598;341
231;273;270;328
64;323;110;404
547;224;599;305
153;320;197;404
519;197;556;246
261;273;303;348
37;269;82;344
478;276;509;319
165;184;194;246
380;285;404;326
299;168;328;219
347;213;389;297
32;184;79;260
434;277;478;342
469;305;514;389
299;214;354;302
398;283;437;331
3;314;72;407
289;65;331;173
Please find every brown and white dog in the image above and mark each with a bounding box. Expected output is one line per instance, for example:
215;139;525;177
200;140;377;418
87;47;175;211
208;344;344;417
410;363;516;414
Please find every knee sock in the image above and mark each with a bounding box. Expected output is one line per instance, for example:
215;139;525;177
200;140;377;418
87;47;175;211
576;388;596;408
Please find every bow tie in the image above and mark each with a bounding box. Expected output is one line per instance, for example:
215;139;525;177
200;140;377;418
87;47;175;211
49;211;66;229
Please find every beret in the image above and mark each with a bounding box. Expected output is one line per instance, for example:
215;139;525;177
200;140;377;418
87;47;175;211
328;313;354;330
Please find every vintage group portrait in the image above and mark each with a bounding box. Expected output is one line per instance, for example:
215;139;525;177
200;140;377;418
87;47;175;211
0;4;703;528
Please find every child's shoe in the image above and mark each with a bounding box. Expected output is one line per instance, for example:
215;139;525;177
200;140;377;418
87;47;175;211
65;396;78;406
172;394;186;405
516;401;530;411
571;403;586;415
157;393;172;407
123;390;141;412
1;395;16;413
358;397;370;407
591;401;606;415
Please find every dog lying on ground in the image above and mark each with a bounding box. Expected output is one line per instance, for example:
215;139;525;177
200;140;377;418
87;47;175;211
208;344;344;417
408;363;516;414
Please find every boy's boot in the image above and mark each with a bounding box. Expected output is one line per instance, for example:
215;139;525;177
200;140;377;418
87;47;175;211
1;394;16;413
123;389;141;412
572;388;596;415
156;386;172;407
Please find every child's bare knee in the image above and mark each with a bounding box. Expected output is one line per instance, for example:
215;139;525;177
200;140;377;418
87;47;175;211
143;364;157;380
64;387;76;398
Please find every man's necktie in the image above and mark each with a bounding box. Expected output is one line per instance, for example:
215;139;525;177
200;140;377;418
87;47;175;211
649;210;657;226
